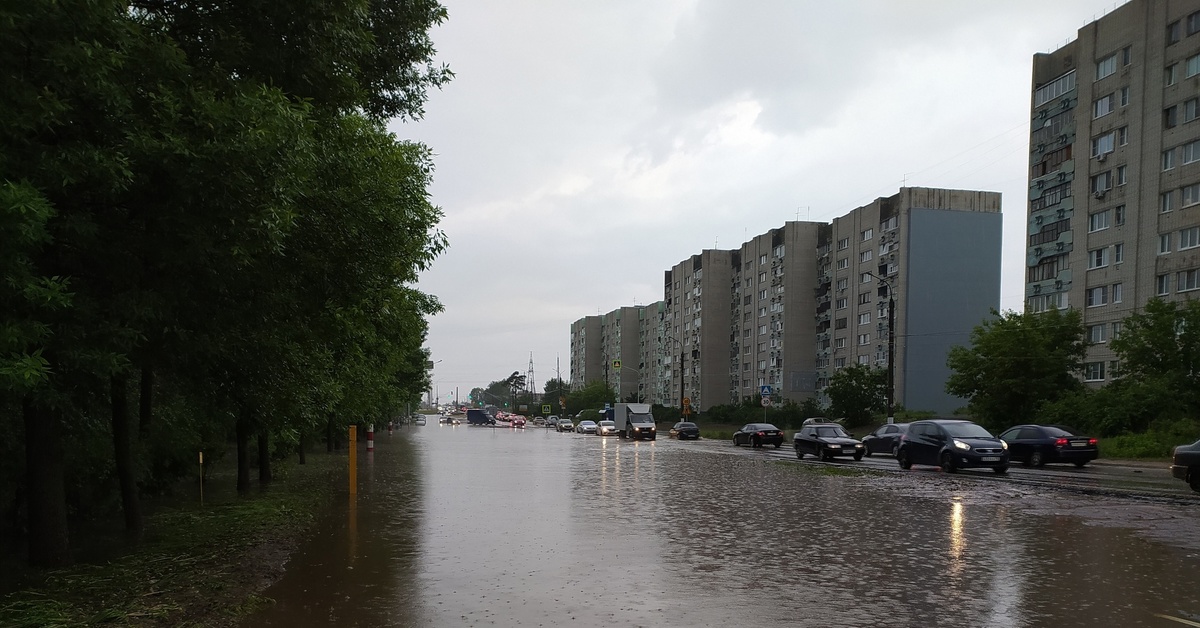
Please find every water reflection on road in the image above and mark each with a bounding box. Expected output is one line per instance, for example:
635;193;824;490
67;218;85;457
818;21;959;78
246;424;1200;627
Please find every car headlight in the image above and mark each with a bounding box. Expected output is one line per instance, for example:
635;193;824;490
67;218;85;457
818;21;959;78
953;439;971;451
1001;440;1008;450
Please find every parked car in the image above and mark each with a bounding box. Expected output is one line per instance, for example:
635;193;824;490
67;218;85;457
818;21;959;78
861;423;909;457
732;423;784;448
596;420;618;436
670;421;700;440
794;422;864;461
532;416;546;426
998;424;1098;467
897;419;1008;474
545;415;560;429
1171;440;1200;493
556;417;575;432
576;420;598;434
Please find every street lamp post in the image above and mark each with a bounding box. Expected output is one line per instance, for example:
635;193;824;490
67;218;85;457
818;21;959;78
865;272;895;424
662;335;686;416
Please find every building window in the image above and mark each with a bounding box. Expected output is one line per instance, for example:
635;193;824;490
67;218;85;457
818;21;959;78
1091;131;1115;157
858;292;871;305
1089;324;1107;344
1184;140;1200;165
860;273;872;284
758;324;767;335
881;216;898;231
1096;54;1116;80
759;289;767;299
857;333;870;346
835;337;846;349
1180;269;1200;292
1190;12;1200;36
836;278;848;290
1164;148;1177;171
1086;286;1108;307
773;244;784;258
1088;248;1109;269
837;237;849;250
858;313;871;325
1184;183;1200;207
859;250;872;263
861;228;873;241
834;357;846;368
1182;227;1200;250
1162;192;1174;213
857;355;870;365
1169;20;1182;44
836;257;849;270
1088;210;1110;232
1091;171;1112;193
1093;93;1115;118
1186;98;1200;123
1084;362;1105;382
1118;126;1128;145
758;306;767;317
1167;63;1179;86
836;298;847;310
1165;105;1178;128
1114;243;1124;264
835;317;847;330
1114;205;1125;225
1187;54;1200;79
1158;274;1171;295
1113;282;1123;303
758;272;767;283
1116;165;1127;186
1034;70;1076;106
1122;46;1132;65
1160;233;1172;254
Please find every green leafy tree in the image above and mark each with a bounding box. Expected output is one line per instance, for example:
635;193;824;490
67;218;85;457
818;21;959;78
1111;298;1200;417
945;308;1087;431
565;380;617;417
826;364;887;426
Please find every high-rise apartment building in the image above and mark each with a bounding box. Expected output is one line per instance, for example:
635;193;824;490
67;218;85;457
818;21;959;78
816;188;1002;414
571;303;665;402
568;315;602;391
1026;0;1200;384
661;250;734;412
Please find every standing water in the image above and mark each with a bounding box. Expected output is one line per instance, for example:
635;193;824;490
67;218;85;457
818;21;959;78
245;423;1200;627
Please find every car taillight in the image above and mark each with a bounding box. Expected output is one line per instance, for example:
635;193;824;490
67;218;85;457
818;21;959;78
757;431;765;437
1088;438;1098;445
1055;437;1069;447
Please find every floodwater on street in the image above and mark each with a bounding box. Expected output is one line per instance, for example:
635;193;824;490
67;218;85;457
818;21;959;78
245;423;1200;628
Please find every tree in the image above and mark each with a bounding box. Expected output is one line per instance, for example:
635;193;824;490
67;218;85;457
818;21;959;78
826;364;887;426
1110;298;1200;415
945;308;1087;431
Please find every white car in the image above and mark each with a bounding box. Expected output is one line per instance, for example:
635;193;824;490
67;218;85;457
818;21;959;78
596;420;618;436
576;420;598;434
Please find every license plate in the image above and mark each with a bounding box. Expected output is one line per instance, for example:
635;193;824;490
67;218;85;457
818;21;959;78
1071;442;1087;447
981;456;1000;462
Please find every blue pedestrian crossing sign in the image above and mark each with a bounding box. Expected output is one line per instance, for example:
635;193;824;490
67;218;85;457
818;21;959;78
760;385;773;396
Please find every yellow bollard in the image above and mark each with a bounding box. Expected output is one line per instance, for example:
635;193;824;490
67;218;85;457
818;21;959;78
348;425;357;495
198;451;204;507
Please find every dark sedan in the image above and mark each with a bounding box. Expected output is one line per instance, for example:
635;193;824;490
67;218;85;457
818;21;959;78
732;423;784;448
897;419;1009;474
998;424;1098;467
794;423;864;461
670;421;700;440
1171;439;1200;493
861;422;909;457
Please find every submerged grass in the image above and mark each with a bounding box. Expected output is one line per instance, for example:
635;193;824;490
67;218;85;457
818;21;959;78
0;452;341;627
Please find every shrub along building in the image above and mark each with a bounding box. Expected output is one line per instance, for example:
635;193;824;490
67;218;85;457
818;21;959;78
570;186;1002;414
1025;0;1200;385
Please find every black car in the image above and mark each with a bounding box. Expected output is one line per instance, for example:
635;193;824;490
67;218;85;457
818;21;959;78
998;424;1098;467
897;419;1009;474
861;422;909;457
1171;439;1200;493
670;421;700;440
732;423;784;448
794;423;864;461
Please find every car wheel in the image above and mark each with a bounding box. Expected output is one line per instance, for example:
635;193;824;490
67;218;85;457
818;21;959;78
863;446;873;458
795;447;805;460
853;451;864;461
1189;469;1200;493
1073;461;1089;468
1029;451;1046;468
733;436;740;447
891;444;899;457
650;435;656;441
940;452;957;473
819;448;830;462
994;465;1009;475
773;442;780;449
897;448;912;470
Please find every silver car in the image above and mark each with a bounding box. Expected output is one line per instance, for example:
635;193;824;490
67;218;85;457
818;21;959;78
576;420;598;434
556;418;575;432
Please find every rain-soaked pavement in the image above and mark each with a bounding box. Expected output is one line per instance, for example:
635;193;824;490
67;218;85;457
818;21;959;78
245;423;1200;628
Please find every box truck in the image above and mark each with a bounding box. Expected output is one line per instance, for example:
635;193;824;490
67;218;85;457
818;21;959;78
605;403;656;440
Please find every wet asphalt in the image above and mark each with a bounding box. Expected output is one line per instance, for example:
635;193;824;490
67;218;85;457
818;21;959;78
244;423;1200;628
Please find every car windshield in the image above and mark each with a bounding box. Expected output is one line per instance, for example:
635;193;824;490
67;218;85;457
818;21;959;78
816;426;849;438
599;421;615;427
580;421;596;426
677;422;696;429
750;424;779;431
942;422;994;438
1042;426;1074;437
629;413;654;424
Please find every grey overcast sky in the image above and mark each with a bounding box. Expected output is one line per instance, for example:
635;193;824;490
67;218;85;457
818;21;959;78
395;0;1127;399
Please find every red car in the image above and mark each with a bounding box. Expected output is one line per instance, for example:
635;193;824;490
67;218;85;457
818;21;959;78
511;417;526;428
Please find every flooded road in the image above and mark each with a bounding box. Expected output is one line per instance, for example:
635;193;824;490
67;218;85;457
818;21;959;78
246;424;1200;627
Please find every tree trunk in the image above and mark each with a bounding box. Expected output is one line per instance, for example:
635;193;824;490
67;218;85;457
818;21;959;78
257;432;271;483
326;417;335;452
236;408;251;494
23;398;72;567
111;375;143;537
138;362;154;438
297;433;307;464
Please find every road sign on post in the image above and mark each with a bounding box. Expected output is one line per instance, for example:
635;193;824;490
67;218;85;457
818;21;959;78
761;397;772;407
760;385;773;396
542;404;551;414
613;359;622;369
